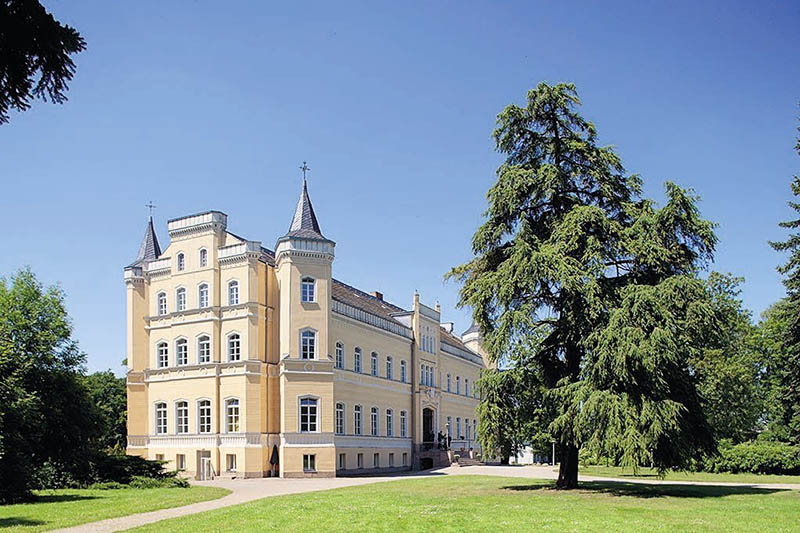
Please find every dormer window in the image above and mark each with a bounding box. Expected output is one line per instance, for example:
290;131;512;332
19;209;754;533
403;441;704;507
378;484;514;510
157;292;167;316
199;248;208;267
177;253;185;271
228;281;239;305
176;288;186;312
301;277;315;303
301;330;316;360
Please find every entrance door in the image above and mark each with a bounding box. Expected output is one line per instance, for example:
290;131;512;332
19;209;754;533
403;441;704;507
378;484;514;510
422;408;434;446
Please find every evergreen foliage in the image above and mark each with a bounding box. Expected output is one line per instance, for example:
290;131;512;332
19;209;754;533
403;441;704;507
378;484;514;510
451;82;718;488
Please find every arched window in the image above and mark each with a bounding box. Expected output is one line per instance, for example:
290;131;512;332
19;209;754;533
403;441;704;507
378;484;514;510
177;252;185;271
155;402;167;434
300;330;316;359
198;283;209;308
354;405;362;435
400;410;407;437
156;342;168;368
456;417;461;438
175;338;188;366
456;376;461;395
198;399;212;433
386;409;394;437
370;407;379;436
335;402;345;435
198;335;211;363
447;373;452;392
228;333;241;361
473;419;477;440
301;277;315;303
465;378;469;396
199;248;208;268
176;287;186;312
386;356;393;380
354;347;362;373
176;401;188;434
299;397;318;432
228;280;239;306
157;292;167;316
335;341;344;369
225;398;240;432
400;360;407;383
465;418;471;440
370;352;378;376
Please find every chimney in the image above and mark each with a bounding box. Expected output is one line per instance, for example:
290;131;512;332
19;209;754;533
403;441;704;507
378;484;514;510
442;322;454;334
371;291;383;301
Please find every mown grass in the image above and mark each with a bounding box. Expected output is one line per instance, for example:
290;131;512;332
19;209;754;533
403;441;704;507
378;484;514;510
130;475;800;532
0;486;230;532
578;465;800;484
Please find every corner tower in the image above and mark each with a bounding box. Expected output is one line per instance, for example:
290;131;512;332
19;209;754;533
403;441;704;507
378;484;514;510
275;176;337;477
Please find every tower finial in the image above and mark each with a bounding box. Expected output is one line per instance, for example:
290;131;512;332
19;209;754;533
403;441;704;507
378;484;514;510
145;201;156;218
299;161;310;182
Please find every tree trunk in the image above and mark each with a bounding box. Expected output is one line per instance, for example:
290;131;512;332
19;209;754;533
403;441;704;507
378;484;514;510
556;444;579;489
500;455;510;465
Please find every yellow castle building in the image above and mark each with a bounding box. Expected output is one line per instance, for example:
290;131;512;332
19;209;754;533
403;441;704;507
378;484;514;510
124;177;489;478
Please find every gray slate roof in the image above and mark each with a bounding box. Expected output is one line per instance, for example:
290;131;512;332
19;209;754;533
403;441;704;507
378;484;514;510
283;179;327;240
331;279;408;325
462;321;480;336
130;217;161;266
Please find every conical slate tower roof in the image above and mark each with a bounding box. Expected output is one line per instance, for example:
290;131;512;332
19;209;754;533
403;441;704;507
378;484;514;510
462;320;481;336
130;216;162;266
282;179;328;240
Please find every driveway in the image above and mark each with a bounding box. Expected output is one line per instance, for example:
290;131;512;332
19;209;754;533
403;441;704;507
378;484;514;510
55;465;800;532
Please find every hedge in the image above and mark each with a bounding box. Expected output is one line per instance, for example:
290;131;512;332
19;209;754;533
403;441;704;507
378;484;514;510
704;441;800;475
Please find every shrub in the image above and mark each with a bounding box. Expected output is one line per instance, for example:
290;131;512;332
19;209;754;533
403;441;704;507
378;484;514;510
32;461;77;490
129;475;189;489
87;481;126;490
89;453;168;484
703;441;800;475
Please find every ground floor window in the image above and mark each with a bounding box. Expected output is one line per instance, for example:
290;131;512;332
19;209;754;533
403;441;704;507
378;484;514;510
389;453;394;467
402;452;408;466
176;454;185;471
226;454;237;472
373;453;379;468
155;453;164;461
357;453;364;469
303;454;316;472
339;453;346;470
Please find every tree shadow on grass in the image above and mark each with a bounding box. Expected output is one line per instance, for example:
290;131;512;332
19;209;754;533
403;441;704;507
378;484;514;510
502;480;789;499
32;493;99;503
0;517;46;528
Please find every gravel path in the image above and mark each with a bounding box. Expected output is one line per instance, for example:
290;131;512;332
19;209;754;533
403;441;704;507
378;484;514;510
54;464;800;532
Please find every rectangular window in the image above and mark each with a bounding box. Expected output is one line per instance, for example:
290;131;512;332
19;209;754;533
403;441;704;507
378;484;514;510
400;361;407;383
301;330;316;360
354;349;362;373
157;343;168;368
198;337;211;363
228;334;241;361
158;293;167;316
335;403;345;435
300;398;318;432
386;410;393;437
386;357;393;380
447;374;451;392
199;249;208;267
228;282;239;305
371;353;378;376
370;407;378;436
400;410;407;438
335;343;344;369
226;454;237;472
465;378;469;396
338;453;346;470
389;453;394;467
176;454;186;471
447;416;452;437
199;285;209;308
373;453;380;468
198;400;212;433
357;453;363;469
176;289;186;311
402;452;408;466
354;405;362;435
456;376;461;395
303;454;316;472
466;419;471;440
226;399;240;432
155;403;167;434
301;278;315;303
457;417;461;438
155;453;164;461
176;340;187;366
176;401;188;434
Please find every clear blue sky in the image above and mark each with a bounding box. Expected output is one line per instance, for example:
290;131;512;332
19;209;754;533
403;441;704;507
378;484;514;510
1;1;798;374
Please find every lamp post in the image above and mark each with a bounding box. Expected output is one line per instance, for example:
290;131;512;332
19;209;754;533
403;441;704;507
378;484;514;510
551;440;556;466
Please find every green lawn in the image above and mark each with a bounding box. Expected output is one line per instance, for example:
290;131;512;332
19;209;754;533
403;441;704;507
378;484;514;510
578;465;800;484
130;475;800;532
0;486;230;532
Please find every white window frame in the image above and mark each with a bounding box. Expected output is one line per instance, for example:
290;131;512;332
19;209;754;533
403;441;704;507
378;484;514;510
175;400;189;434
386;356;393;380
199;248;208;268
156;341;168;368
354;347;362;373
371;352;378;376
197;334;211;363
386;409;393;437
228;280;239;306
155;402;167;434
301;277;316;303
175;287;186;312
157;292;167;316
354;405;362;435
300;329;316;360
176;252;185;271
370;406;378;437
197;399;212;433
299;396;319;433
225;398;240;433
335;341;344;369
447;373;452;392
335;402;345;435
456;376;461;395
175;338;188;366
198;283;209;309
227;332;241;362
400;360;407;383
303;453;316;472
400;410;407;437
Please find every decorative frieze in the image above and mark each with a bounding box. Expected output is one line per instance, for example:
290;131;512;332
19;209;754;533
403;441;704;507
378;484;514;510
281;432;335;447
